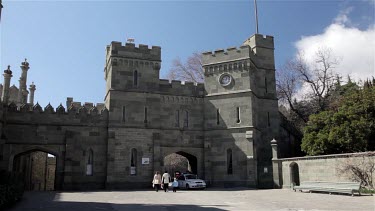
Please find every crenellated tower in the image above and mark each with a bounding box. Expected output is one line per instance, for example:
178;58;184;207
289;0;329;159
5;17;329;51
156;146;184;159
202;34;279;188
104;42;161;93
104;41;161;125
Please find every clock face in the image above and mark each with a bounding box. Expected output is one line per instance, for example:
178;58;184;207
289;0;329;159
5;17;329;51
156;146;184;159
219;74;232;86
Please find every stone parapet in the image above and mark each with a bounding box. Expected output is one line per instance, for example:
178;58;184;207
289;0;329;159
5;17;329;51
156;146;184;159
107;41;161;62
159;79;205;97
276;151;375;162
202;45;253;66
5;102;108;126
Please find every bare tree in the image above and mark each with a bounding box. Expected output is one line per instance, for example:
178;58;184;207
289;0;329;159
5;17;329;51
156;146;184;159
167;52;204;84
337;152;375;190
277;47;340;124
293;48;340;111
277;61;307;122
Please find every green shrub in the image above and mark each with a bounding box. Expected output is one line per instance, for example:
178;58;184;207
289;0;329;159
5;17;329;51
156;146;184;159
360;188;375;194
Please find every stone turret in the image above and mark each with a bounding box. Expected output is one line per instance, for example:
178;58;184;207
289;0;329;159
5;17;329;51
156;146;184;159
28;82;36;106
2;65;13;104
17;59;30;105
243;34;275;70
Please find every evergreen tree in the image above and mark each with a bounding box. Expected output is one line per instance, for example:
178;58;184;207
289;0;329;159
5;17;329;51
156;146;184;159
302;85;375;155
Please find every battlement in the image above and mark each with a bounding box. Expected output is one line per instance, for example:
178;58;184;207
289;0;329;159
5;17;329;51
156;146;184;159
66;97;105;112
243;34;274;50
202;45;252;66
158;79;205;97
107;41;161;61
3;101;108;126
4;100;106;116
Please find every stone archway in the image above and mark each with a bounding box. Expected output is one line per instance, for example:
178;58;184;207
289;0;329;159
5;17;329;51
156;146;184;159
10;146;63;190
290;162;300;187
13;149;57;191
163;151;198;175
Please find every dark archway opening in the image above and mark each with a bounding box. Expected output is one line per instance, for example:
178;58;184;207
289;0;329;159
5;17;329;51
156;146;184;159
163;151;197;175
13;150;56;191
290;162;300;186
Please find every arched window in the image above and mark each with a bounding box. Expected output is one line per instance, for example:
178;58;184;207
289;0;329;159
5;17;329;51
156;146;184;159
144;107;148;123
236;107;241;123
133;70;138;86
216;109;220;125
86;149;93;176
184;110;189;128
175;110;180;127
130;148;137;175
227;149;233;175
122;106;126;123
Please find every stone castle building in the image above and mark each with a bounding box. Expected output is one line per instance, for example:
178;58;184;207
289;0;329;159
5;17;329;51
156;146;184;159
0;32;300;190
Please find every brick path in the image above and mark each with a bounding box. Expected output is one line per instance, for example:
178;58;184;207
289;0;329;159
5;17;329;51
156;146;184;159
6;188;375;211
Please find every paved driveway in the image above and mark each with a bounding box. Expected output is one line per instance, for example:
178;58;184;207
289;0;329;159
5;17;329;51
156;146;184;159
6;188;375;211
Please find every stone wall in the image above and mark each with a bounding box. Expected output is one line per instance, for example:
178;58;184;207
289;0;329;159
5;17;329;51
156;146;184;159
275;152;375;189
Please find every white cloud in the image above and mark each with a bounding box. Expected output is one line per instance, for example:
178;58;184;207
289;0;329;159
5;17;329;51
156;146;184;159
295;9;375;83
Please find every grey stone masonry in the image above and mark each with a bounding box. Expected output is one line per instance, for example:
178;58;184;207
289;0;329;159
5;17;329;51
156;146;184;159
0;33;299;190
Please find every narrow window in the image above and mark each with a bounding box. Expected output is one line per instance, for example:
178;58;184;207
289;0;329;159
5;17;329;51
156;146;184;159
216;109;220;125
265;77;268;93
122;106;126;123
86;149;93;176
236;107;241;123
267;112;270;127
133;70;138;86
144;107;148;123
130;148;137;175
175;110;180;127
184;110;189;128
227;149;233;175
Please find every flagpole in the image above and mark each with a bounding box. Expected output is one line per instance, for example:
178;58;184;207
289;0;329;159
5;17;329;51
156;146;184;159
254;0;259;34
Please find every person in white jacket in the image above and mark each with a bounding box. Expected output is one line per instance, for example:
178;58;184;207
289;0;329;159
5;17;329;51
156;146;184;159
152;171;162;192
162;171;171;192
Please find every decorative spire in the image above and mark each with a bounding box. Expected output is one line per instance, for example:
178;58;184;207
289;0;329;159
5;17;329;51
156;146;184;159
4;65;12;74
30;81;36;88
21;58;30;69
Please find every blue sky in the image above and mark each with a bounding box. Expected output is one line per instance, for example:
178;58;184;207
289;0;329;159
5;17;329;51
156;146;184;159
1;0;374;107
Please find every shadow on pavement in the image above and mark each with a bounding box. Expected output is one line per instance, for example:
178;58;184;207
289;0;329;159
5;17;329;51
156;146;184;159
6;191;228;211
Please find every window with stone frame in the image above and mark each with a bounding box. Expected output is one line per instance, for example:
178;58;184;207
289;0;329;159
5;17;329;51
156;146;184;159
144;107;148;123
227;148;233;175
122;106;126;123
133;70;138;87
184;110;189;128
130;148;137;175
175;110;180;127
216;109;220;125
86;149;93;176
236;107;241;123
